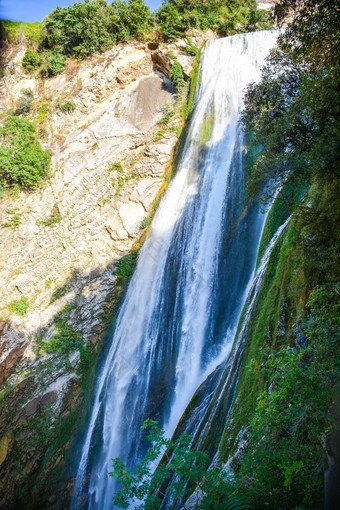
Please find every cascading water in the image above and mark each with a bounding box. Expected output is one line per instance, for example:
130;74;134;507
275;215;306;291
72;30;278;509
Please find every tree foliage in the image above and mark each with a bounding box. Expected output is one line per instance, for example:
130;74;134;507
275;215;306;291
110;419;252;509
155;0;272;41
169;60;185;92
242;0;340;198
239;286;340;508
42;0;152;58
0;116;50;190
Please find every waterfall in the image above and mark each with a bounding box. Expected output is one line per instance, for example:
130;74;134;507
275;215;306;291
72;30;279;509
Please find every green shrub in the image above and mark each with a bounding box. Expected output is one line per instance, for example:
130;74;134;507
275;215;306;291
58;100;76;112
34;103;51;125
157;104;174;125
113;250;138;278
140;216;151;229
109;162;124;172
8;296;29;316
1;210;22;228
37;204;62;227
41;53;65;77
22;50;41;72
169;61;185;92
15;88;34;116
155;129;166;141
0;116;50;190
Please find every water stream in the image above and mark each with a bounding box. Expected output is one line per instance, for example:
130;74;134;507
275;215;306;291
72;30;279;509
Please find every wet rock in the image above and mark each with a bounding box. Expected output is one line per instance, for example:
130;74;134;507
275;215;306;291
151;51;171;77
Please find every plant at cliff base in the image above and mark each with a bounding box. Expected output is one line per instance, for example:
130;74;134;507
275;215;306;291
15;88;34;116
22;49;41;72
8;296;29;316
40;52;65;77
58;100;76;112
169;61;185;93
0;116;50;190
237;286;340;508
110;419;252;509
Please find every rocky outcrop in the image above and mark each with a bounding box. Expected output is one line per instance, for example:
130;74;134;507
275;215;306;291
0;30;216;508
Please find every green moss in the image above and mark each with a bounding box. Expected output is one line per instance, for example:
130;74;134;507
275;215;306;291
182;48;202;121
256;182;306;268
198;107;215;145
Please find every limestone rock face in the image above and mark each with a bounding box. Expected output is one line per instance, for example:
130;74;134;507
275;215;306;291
0;31;215;509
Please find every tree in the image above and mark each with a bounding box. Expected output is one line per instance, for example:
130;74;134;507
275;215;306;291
0;116;50;190
242;0;340;199
43;0;116;58
110;419;252;509
111;0;153;40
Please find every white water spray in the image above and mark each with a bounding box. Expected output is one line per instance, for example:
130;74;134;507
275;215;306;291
72;30;279;509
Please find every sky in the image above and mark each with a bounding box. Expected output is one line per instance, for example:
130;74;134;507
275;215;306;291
0;0;163;23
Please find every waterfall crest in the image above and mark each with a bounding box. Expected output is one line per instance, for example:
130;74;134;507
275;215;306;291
72;30;279;509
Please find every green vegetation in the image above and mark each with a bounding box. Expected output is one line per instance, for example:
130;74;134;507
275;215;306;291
155;0;272;41
43;0;152;59
1;20;42;44
155;129;166;141
157;104;174;125
113;250;139;278
111;419;252;509
58;100;76;112
41;306;83;354
40;52;65;77
140;216;151;229
1;208;22;228
36;204;62;227
15;88;34;116
34;103;51;125
22;49;41;72
169;61;185;92
198;108;215;145
217;1;340;506
2;1;271;82
8;296;29;316
109;162;124;172
0;116;50;190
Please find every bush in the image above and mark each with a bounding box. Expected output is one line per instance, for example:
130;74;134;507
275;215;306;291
15;88;34;116
41;52;65;77
113;250;138;278
37;204;62;227
22;49;41;72
8;296;29;316
169;61;185;92
58;100;76;112
0;116;50;190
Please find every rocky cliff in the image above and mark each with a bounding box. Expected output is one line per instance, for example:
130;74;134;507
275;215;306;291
0;30;215;509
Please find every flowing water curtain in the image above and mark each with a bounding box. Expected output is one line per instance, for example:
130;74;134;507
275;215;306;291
72;30;279;510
